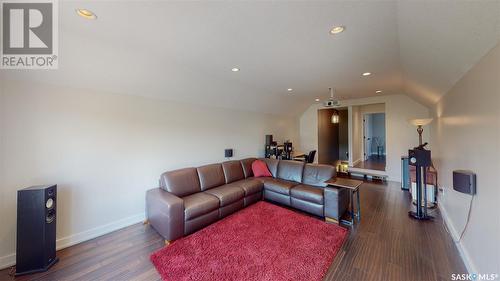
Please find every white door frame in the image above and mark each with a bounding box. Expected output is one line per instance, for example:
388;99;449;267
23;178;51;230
348;105;386;167
362;113;371;161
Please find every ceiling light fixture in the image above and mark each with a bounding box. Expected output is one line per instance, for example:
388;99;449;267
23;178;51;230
287;88;293;92
362;72;371;76
376;90;382;94
76;9;97;20
231;67;240;72
330;26;345;35
329;88;340;124
315;98;320;102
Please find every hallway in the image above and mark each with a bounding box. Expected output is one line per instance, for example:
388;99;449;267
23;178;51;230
353;155;386;171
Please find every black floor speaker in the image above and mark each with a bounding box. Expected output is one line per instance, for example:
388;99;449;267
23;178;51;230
16;185;59;276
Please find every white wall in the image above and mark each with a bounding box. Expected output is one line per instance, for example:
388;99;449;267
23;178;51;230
358;103;385;115
299;95;430;181
0;79;299;268
350;105;363;165
430;43;500;274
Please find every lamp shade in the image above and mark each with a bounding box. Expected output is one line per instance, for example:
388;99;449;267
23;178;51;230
409;118;433;127
331;111;339;124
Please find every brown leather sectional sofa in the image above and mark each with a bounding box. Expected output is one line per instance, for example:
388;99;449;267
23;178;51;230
146;158;349;242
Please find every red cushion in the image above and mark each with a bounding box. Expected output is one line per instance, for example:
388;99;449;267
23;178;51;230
252;160;272;178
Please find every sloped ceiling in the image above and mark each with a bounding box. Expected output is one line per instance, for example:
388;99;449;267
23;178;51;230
1;1;499;115
398;0;500;106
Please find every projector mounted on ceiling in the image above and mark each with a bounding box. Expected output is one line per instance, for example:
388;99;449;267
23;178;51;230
323;87;340;107
324;100;340;107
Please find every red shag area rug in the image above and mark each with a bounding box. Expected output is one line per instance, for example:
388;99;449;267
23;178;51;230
150;201;348;281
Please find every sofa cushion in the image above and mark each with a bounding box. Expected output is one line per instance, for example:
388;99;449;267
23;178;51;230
291;184;324;205
291;198;324;217
277;160;305;183
222;160;245;184
160;167;201;197
229;178;263;196
197;163;225;191
240;158;256;178
261;178;298;195
204;185;245;206
183;192;220;220
302;164;336;187
262;158;279;178
252;160;273;177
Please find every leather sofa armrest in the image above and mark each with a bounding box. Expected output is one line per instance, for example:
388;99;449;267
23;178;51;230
324;187;349;221
146;188;185;241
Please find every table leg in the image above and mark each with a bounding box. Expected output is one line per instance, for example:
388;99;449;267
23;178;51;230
350;190;354;222
340;189;354;226
356;190;361;222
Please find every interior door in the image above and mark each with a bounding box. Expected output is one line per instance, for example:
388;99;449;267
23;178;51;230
317;109;339;165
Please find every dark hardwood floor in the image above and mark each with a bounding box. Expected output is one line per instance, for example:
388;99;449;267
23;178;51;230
354;155;386;171
0;180;466;281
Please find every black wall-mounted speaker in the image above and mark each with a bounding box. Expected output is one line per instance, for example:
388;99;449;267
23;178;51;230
453;170;476;195
225;149;233;158
16;185;59;276
265;135;273;146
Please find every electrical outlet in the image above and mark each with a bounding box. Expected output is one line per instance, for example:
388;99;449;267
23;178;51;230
439;187;445;200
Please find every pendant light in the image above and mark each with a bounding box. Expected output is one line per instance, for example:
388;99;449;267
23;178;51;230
331;110;340;124
329;87;339;124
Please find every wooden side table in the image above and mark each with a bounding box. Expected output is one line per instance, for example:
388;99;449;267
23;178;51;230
324;178;363;226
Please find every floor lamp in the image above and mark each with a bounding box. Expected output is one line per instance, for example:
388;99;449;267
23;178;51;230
408;118;433;220
409;118;433;146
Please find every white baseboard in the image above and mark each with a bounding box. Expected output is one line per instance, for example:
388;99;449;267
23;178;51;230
0;253;16;272
0;212;145;270
438;203;476;274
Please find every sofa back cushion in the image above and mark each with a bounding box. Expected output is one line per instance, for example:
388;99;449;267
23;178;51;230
277;160;305;183
262;158;279;178
302;164;336;187
240;158;256;178
197;163;225;190
222;160;245;184
160;168;201;197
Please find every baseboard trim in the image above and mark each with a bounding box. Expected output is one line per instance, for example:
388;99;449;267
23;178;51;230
0;212;145;270
438;203;476;274
0;253;16;272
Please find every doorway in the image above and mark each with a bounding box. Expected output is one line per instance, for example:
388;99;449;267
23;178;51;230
357;112;386;171
317;108;348;165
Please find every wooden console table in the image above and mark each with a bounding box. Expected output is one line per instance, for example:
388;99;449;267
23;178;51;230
325;178;363;226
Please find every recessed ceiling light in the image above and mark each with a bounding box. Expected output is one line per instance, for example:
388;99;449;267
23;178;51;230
375;90;383;94
231;67;240;72
287;88;293;92
315;98;320;102
330;26;345;35
362;72;371;76
76;9;97;20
